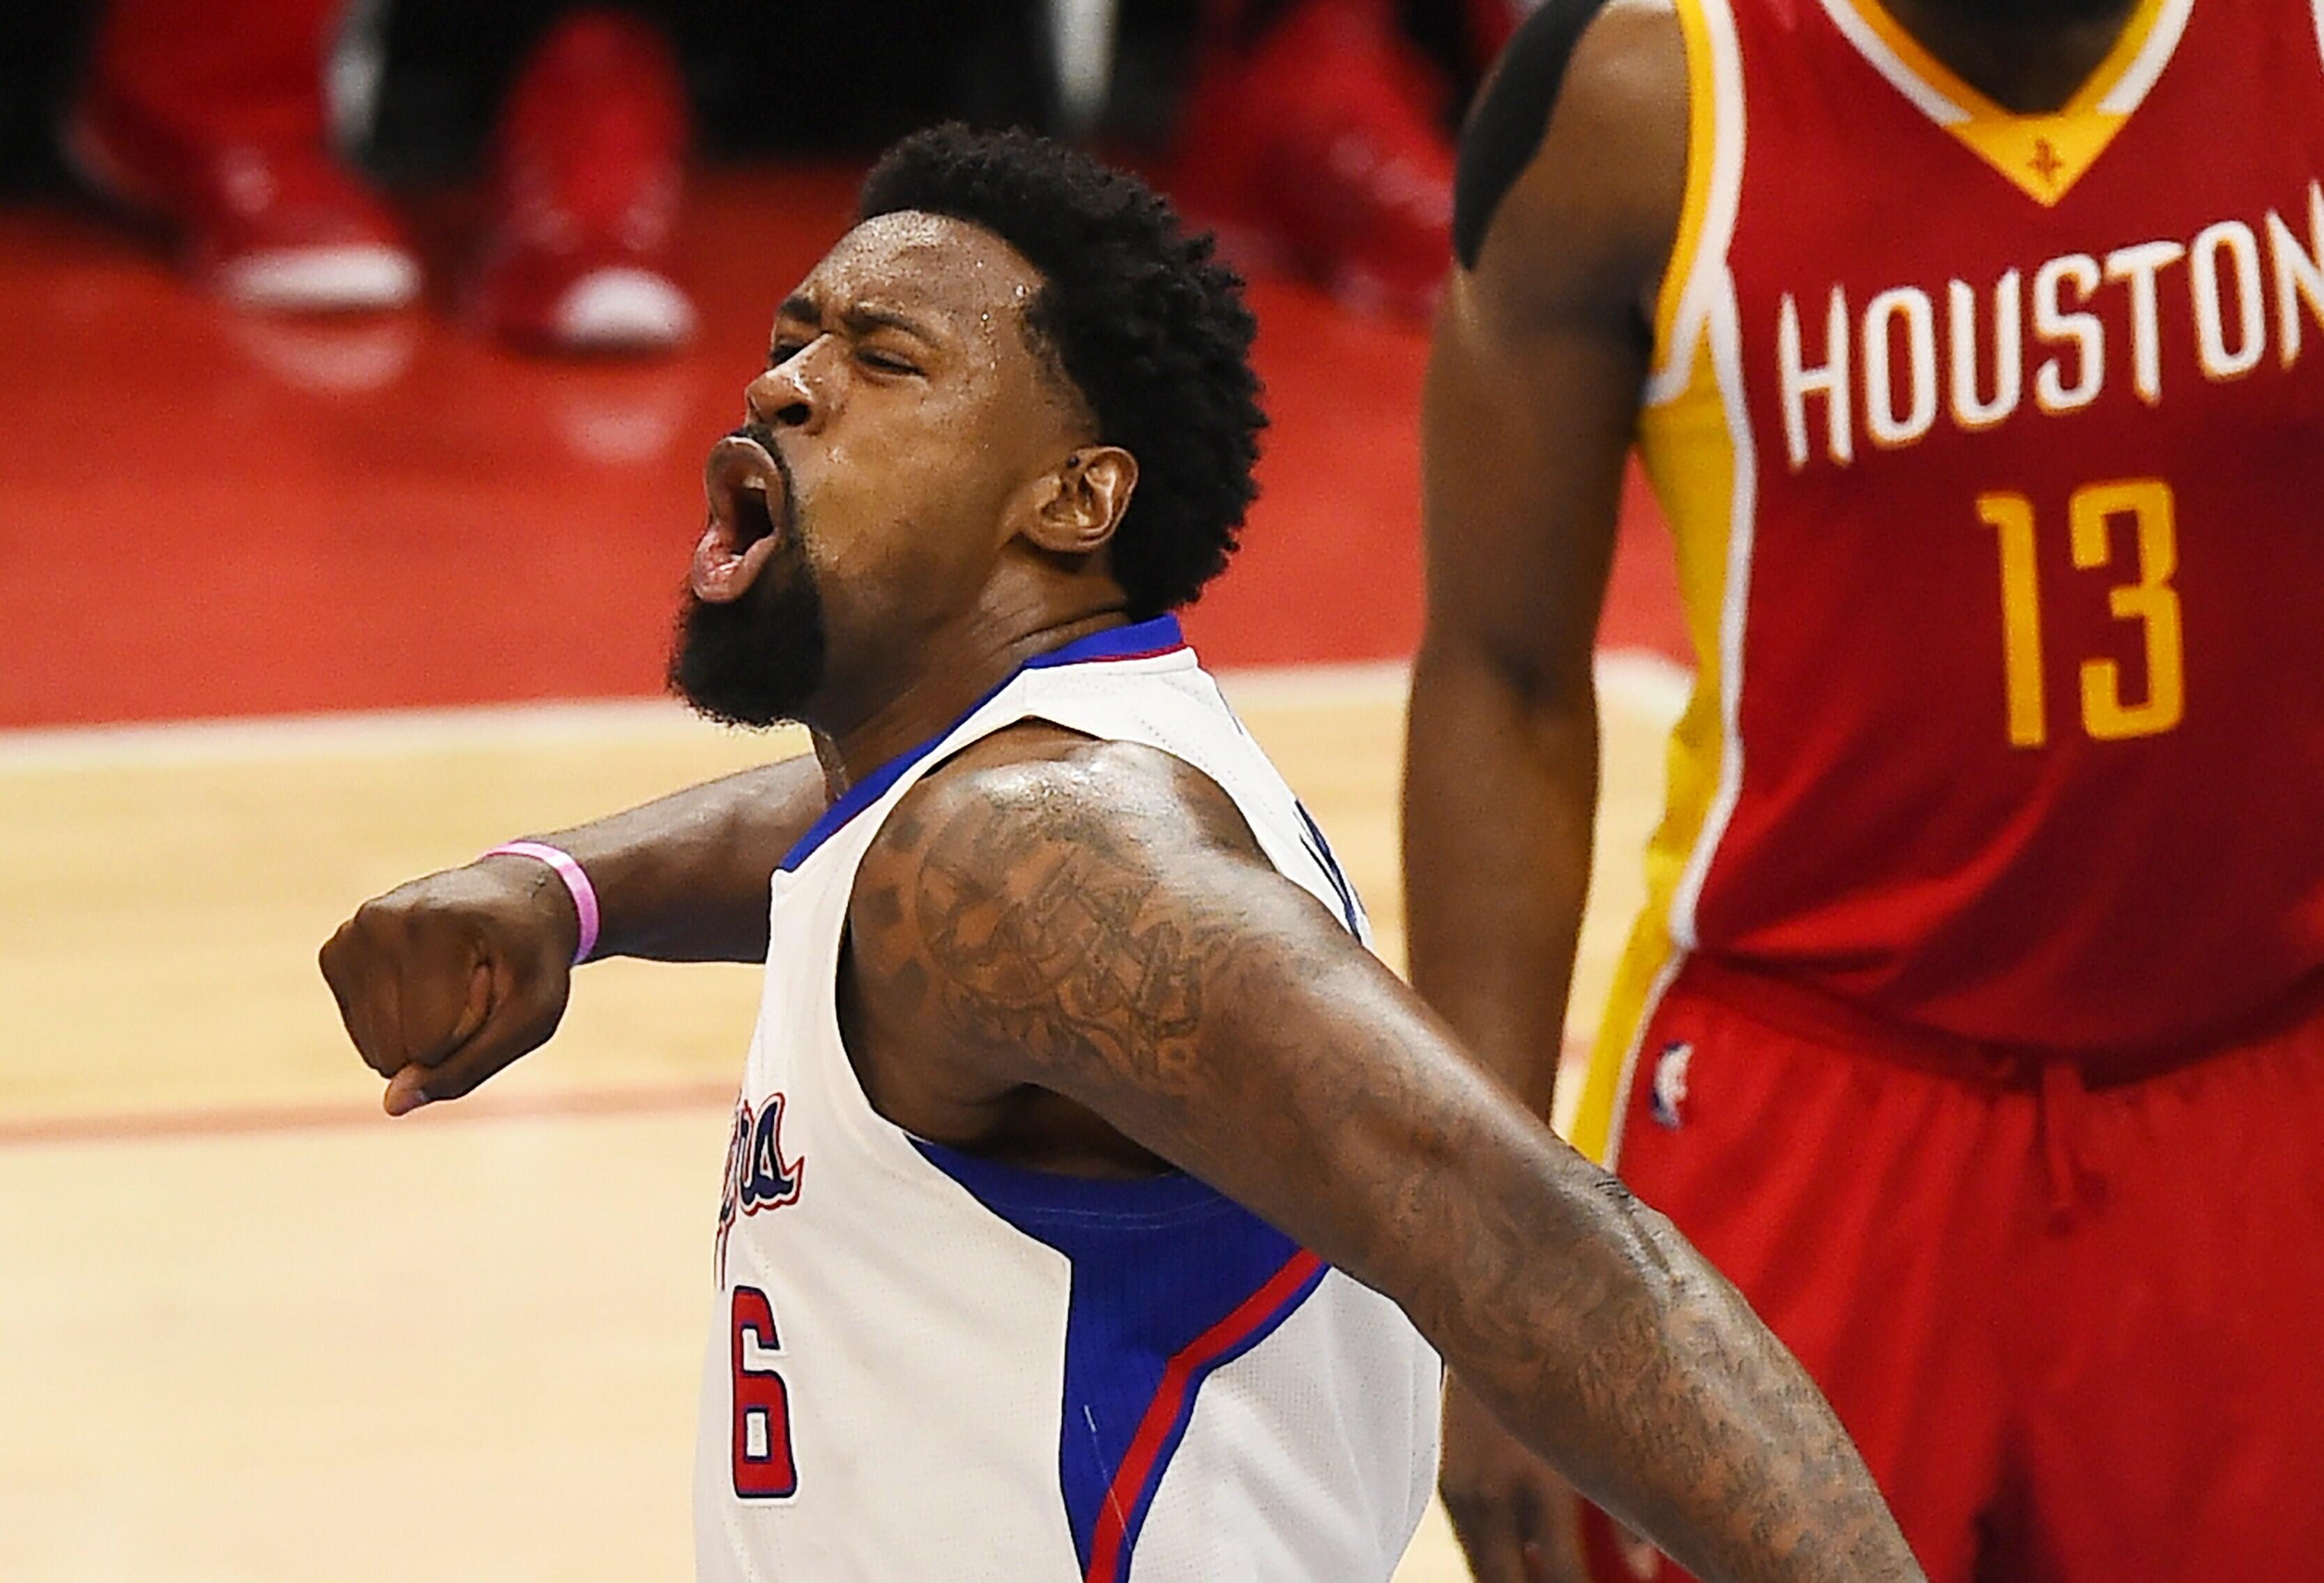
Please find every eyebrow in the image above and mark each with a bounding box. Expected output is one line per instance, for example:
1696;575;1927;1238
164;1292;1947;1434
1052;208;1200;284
775;295;944;347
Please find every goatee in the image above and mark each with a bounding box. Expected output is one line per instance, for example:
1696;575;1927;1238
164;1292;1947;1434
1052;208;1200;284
668;533;830;729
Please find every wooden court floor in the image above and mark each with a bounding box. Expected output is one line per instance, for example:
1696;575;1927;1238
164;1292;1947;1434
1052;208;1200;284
0;658;1684;1582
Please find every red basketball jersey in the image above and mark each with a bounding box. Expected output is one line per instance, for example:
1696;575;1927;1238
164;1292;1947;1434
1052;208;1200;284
1577;0;2324;1158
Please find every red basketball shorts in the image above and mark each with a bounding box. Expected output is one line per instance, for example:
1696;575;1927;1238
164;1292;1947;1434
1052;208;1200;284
1578;957;2324;1583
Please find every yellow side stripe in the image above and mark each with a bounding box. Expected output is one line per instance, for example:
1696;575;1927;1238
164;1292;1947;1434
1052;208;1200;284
1650;0;1722;377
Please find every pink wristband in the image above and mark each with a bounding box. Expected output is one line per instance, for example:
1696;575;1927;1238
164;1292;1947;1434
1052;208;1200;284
483;841;601;965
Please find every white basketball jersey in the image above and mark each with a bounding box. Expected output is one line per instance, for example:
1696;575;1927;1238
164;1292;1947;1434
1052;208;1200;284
694;616;1442;1582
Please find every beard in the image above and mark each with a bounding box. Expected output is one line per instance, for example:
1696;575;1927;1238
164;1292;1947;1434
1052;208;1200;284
668;519;830;731
669;543;828;728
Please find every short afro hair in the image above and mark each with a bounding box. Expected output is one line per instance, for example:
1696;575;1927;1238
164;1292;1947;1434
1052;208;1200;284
857;124;1265;617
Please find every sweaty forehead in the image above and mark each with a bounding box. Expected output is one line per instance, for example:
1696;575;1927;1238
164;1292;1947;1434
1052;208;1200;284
796;212;1047;337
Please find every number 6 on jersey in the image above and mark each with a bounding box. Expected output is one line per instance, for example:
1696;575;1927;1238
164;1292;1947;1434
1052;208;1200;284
730;1286;798;1499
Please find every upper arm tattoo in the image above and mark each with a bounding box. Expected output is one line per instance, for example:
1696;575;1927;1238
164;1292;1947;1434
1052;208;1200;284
874;762;1250;1096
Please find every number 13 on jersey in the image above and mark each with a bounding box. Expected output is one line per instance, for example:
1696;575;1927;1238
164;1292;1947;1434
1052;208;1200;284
1978;478;2186;748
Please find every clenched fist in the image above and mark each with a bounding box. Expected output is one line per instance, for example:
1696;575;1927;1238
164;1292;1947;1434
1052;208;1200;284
318;855;580;1115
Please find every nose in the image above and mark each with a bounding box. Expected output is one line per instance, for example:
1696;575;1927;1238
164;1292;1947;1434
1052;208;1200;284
744;347;827;434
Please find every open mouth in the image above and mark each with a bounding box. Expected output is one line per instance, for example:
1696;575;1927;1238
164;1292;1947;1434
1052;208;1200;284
729;478;776;550
692;436;789;603
706;435;784;545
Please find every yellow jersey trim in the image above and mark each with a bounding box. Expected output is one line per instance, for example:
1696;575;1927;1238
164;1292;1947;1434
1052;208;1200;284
1651;0;1722;370
1828;0;2181;206
1573;331;1741;1164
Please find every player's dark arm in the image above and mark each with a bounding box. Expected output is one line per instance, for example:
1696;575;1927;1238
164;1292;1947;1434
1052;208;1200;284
520;753;829;962
318;754;827;1112
1410;17;1689;1569
1407;0;1683;1114
849;750;1922;1583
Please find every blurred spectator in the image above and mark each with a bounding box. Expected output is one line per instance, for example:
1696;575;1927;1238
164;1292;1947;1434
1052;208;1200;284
460;10;694;350
1164;0;1519;317
44;0;1514;338
66;0;695;351
68;0;423;312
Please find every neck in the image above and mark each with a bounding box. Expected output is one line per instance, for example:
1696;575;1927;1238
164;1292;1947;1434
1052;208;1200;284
1879;0;2141;114
807;600;1133;796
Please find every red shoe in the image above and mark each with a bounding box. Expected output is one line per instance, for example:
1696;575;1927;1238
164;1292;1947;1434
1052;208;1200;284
1459;0;1521;80
466;10;696;354
1171;0;1455;318
66;86;420;312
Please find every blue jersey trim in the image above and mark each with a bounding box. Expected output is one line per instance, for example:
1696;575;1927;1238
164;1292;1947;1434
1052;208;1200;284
1293;799;1364;935
774;615;1185;874
913;1138;1230;1225
1020;614;1185;669
911;1141;1326;1577
1081;1250;1327;1582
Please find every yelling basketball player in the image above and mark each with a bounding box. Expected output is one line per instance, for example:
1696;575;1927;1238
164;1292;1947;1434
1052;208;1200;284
319;128;1921;1582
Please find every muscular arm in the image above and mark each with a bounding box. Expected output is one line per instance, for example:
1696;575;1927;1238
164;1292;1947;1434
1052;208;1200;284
848;746;1920;1583
1405;0;1685;1110
522;752;827;963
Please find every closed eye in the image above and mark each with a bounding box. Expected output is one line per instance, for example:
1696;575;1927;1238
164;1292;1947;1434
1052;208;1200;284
857;347;919;375
768;340;809;367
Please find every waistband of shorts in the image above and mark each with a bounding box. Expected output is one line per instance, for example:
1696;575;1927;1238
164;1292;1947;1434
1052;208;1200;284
1670;955;2324;1091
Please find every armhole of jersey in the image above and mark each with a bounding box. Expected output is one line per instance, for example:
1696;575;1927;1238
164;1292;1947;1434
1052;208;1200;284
2312;0;2324;79
1643;0;1738;406
1007;686;1369;944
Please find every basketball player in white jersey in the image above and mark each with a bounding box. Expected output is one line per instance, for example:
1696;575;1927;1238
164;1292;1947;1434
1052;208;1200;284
319;126;1918;1583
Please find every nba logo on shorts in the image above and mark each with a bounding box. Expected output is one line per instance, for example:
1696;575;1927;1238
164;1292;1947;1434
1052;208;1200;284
1620;1529;1667;1578
1650;1042;1692;1129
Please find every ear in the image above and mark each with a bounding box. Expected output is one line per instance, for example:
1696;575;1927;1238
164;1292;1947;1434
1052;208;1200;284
1019;445;1138;556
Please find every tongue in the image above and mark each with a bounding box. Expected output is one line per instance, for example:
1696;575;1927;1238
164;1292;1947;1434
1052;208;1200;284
690;519;779;603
